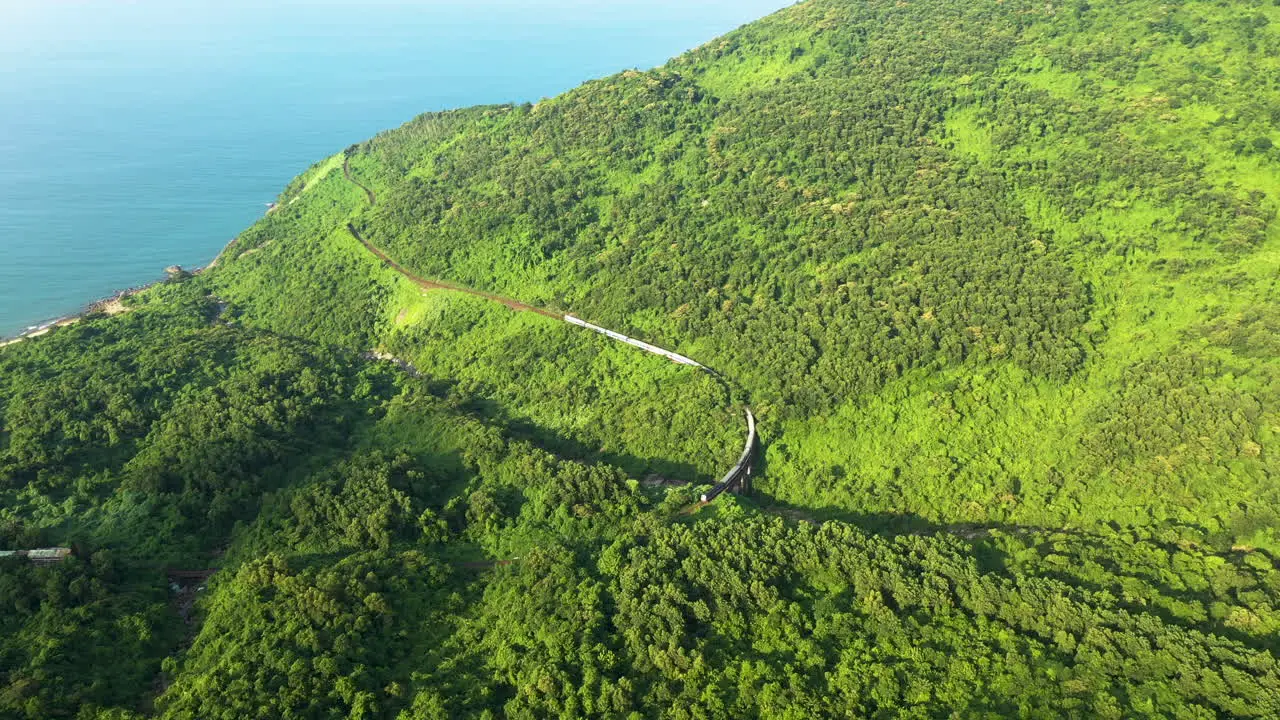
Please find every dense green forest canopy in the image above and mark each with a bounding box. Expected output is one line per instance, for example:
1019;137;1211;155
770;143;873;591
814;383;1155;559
2;0;1279;717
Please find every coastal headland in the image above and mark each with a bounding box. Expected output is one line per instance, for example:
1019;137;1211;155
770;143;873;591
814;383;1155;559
0;264;199;347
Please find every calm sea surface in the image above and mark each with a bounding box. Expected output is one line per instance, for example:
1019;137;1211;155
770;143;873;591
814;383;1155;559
0;0;786;337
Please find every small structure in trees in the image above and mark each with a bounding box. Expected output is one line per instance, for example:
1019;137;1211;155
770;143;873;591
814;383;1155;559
0;547;72;565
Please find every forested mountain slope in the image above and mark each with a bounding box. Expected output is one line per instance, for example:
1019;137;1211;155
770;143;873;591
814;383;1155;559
3;0;1280;717
213;0;1280;548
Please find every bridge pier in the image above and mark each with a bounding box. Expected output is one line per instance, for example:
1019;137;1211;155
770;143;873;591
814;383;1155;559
699;409;757;503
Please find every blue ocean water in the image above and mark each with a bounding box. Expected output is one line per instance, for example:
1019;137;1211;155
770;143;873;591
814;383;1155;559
0;0;787;338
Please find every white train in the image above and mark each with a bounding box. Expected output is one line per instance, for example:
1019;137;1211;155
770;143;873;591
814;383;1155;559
563;315;704;368
561;315;756;503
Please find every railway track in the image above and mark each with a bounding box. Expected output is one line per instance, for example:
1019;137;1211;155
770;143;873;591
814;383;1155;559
341;151;756;500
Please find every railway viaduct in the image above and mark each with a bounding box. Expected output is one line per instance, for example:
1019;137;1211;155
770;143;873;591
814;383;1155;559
340;153;757;500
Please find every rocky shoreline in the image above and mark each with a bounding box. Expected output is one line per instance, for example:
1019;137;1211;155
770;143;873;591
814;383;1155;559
1;219;251;347
0;264;205;347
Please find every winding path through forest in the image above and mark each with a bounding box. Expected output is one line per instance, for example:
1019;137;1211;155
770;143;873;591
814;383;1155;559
341;153;755;500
